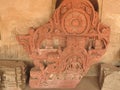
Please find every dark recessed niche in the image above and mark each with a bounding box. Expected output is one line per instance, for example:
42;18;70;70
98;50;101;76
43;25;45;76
55;0;99;12
89;0;99;12
55;0;63;9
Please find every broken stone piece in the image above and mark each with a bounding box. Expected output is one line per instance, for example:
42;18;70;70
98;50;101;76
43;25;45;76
99;64;120;90
0;60;27;90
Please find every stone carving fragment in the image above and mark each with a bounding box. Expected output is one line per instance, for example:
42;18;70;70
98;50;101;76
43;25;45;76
0;60;27;90
17;0;110;88
100;64;120;90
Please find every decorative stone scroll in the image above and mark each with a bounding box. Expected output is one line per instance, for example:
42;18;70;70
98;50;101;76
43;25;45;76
17;0;110;88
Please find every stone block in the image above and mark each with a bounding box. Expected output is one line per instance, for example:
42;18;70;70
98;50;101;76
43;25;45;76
100;64;120;90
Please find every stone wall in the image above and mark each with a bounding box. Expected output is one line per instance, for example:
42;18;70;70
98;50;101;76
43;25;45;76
100;0;120;65
0;0;55;61
88;0;120;76
0;0;120;65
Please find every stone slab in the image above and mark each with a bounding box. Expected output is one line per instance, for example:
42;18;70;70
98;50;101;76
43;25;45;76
99;64;120;90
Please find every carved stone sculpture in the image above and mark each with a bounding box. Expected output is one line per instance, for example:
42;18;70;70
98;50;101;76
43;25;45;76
0;60;27;90
17;0;110;88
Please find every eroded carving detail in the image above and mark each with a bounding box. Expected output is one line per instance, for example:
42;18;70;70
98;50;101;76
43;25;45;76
17;0;110;88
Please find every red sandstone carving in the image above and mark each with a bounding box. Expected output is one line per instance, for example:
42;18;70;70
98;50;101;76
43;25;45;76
17;0;110;88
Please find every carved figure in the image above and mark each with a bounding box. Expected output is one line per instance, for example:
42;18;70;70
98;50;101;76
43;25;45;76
17;0;110;88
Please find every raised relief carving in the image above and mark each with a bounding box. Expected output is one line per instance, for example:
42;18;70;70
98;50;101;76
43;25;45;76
17;0;110;88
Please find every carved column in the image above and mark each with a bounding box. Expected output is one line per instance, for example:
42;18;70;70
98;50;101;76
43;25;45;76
0;60;27;90
17;0;110;88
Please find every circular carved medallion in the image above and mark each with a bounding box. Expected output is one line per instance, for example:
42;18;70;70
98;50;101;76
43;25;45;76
62;9;90;34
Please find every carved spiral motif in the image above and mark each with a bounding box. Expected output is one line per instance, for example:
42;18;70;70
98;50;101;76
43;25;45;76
62;9;90;34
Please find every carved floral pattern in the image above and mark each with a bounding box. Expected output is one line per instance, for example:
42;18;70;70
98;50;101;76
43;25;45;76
17;0;110;88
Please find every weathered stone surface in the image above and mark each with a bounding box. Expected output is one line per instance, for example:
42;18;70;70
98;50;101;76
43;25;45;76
0;60;27;90
17;0;110;88
100;64;120;90
0;0;55;60
101;0;120;63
